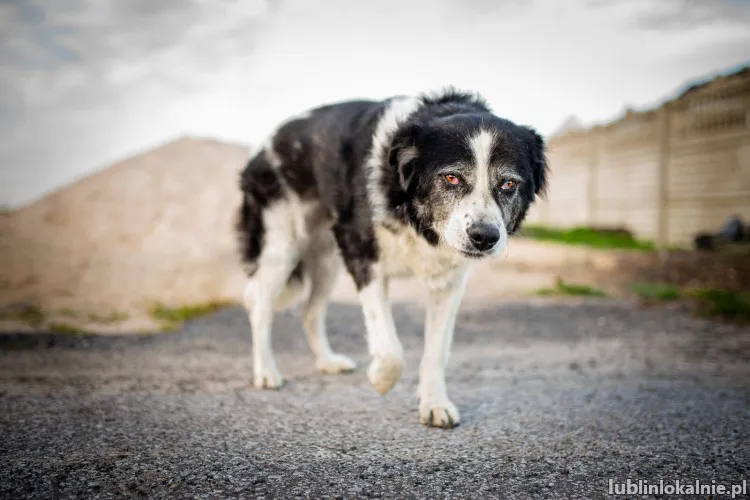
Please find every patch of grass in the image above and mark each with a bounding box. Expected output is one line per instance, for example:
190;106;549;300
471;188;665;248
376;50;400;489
48;322;84;334
58;308;79;318
629;283;750;323
689;288;750;323
0;305;45;328
87;311;129;323
519;225;654;251
630;282;682;301
149;300;232;324
537;278;609;298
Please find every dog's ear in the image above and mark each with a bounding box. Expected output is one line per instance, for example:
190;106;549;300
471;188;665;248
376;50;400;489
521;126;548;197
388;125;421;191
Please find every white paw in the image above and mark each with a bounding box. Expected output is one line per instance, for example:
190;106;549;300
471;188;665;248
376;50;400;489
253;364;284;389
316;353;357;374
419;396;460;428
367;354;404;395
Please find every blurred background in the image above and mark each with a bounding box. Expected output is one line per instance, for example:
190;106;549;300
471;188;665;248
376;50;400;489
1;0;749;331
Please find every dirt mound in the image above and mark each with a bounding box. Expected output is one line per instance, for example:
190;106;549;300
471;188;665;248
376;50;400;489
1;138;250;331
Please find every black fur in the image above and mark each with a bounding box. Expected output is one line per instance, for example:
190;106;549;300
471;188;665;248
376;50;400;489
522;127;549;197
236;153;284;269
382;105;547;243
419;87;490;110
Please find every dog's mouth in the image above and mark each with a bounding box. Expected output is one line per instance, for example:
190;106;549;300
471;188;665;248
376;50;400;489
458;249;491;259
444;239;500;259
455;240;506;259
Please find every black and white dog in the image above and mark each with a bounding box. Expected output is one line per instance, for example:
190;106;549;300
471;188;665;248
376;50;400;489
236;89;547;428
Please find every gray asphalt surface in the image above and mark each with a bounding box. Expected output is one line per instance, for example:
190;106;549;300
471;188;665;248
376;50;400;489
1;299;749;499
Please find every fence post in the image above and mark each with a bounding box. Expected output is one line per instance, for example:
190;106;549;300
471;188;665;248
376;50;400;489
655;105;671;248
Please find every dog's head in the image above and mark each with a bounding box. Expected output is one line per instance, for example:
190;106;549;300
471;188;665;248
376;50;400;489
389;114;548;258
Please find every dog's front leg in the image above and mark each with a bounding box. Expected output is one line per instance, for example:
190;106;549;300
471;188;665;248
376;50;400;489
358;269;404;395
418;269;469;428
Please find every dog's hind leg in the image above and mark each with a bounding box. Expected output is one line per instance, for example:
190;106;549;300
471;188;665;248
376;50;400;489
301;237;356;374
243;246;299;390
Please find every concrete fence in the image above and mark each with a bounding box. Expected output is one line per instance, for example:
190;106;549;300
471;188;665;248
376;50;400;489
528;68;750;247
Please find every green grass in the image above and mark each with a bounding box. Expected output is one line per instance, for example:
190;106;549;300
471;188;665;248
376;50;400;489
48;322;85;334
519;225;654;251
689;288;750;323
629;283;750;323
0;305;46;327
87;311;129;323
149;300;232;324
537;278;609;298
54;309;127;323
19;305;45;326
57;308;79;318
630;282;682;301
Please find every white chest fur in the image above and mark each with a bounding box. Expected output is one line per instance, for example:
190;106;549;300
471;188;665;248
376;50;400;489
374;220;470;282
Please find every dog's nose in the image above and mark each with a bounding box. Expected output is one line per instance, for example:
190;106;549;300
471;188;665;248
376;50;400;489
467;223;500;251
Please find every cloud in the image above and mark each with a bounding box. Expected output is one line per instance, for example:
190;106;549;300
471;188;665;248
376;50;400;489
0;0;271;206
629;0;750;31
1;0;749;206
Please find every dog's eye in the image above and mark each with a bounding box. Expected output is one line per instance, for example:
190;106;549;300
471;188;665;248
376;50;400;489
500;180;516;191
444;174;460;185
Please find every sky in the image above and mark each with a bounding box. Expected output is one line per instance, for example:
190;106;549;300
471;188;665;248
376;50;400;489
1;0;749;207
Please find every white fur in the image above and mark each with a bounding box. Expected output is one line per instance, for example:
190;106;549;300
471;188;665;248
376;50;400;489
358;268;404;395
243;200;302;389
444;129;508;256
418;268;470;427
243;187;354;388
375;221;466;280
367;220;474;424
300;236;356;375
470;129;494;201
366;97;422;221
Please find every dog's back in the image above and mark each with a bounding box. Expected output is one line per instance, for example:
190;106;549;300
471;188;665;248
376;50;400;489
236;99;381;280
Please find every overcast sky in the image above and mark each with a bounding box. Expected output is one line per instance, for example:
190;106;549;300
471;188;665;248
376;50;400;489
1;0;749;207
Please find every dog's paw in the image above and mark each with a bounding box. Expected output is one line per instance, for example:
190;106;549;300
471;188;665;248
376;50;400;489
419;397;460;428
316;353;357;374
253;364;284;389
367;354;404;395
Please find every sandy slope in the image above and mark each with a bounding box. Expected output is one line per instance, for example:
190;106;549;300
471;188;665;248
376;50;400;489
1;137;619;333
1;138;250;331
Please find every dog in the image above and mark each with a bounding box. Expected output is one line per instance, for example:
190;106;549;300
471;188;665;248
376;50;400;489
236;89;548;428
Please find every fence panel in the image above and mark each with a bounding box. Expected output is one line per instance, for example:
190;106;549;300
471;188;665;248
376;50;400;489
542;132;591;227
594;112;661;240
541;69;750;247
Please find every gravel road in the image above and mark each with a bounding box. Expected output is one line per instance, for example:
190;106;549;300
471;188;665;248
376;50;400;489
1;299;749;499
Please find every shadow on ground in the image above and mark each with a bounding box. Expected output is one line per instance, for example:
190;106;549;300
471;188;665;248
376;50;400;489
1;300;748;498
